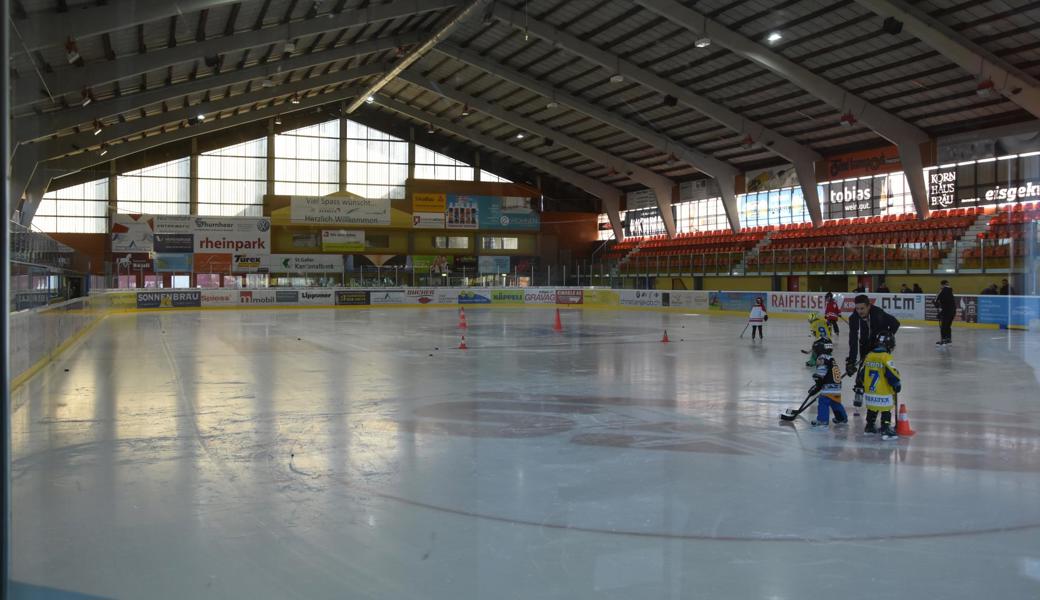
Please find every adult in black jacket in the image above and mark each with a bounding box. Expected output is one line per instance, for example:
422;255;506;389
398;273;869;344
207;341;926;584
846;294;901;408
934;280;956;346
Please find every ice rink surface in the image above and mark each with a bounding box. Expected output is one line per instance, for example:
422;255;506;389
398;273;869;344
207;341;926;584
10;306;1040;599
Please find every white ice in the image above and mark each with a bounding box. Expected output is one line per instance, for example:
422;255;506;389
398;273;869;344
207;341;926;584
10;307;1040;599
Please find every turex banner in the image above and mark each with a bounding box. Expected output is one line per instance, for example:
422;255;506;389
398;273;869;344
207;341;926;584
268;254;344;273
290;196;390;226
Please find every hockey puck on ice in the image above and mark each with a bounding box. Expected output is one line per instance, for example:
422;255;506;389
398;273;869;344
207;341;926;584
64;368;69;372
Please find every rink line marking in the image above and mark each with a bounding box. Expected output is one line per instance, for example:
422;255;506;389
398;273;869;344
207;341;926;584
332;475;1040;543
11;313;109;391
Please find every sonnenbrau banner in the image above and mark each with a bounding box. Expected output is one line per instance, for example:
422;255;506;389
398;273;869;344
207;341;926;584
136;291;201;309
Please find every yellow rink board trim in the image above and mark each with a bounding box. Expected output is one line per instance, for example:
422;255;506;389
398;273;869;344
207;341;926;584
11;314;109;391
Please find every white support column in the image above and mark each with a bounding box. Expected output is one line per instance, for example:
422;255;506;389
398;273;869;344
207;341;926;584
793;160;823;226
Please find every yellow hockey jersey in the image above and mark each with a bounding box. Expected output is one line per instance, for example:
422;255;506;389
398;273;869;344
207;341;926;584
862;350;902;411
808;316;830;340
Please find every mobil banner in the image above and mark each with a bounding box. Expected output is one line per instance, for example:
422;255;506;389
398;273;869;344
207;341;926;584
523;288;557;305
669;291;709;309
201;290;238;306
620;290;662;307
370;290;405;305
290;196;390;226
458;289;492;304
136;291;201;309
404;289;438;305
239;290;277;305
709;291;764;311
193;217;271;254
491;289;525;305
321;230;365;252
556;289;584;305
299;290;335;305
269;254;343;273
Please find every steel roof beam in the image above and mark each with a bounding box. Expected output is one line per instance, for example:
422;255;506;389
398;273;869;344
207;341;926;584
376;93;624;238
13;0;243;54
12;0;456;108
635;0;932;218
13;34;411;144
855;0;1040;120
399;71;677;236
490;4;822;226
346;0;488;114
19;85;367;225
435;43;742;232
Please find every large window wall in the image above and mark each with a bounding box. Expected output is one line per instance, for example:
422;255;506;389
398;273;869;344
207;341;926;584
199;137;267;216
739;187;810;228
32;117;523;233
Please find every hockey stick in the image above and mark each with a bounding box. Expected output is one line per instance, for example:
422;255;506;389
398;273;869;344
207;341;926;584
779;391;818;421
740;323;749;338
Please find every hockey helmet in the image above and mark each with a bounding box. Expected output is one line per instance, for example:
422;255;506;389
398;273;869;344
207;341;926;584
808;312;820;322
872;330;895;352
812;337;833;357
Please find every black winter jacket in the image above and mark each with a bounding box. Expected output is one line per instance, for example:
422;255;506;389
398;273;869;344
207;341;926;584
848;305;901;363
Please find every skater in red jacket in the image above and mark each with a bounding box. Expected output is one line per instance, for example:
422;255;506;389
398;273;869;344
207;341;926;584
824;292;842;337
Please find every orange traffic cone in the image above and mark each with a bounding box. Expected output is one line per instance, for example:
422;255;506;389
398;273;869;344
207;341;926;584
896;403;916;437
458;335;468;350
553;308;563;332
661;330;670;343
458;307;468;329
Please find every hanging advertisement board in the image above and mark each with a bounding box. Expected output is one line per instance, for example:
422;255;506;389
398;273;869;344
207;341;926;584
321;230;365;252
290;196;390;226
268;254;344;273
192;217;271;253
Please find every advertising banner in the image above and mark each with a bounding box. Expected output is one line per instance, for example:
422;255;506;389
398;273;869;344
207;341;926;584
626;189;657;211
491;289;525;305
275;290;299;304
154;253;193;272
412;255;452;274
925;295;978;324
620;290;663;307
668;291;710;309
412;212;446;229
322;230;365;252
112;214;155;252
556;289;584;305
200;290;238;306
192;217;271;254
817;146;901;181
153;233;194;253
768;292;924;320
744;165;798;193
269;254;343;273
978;296;1040;328
290;196;390;226
404;289;438;305
136;291;201;309
446;195;479;230
458;289;492;304
413;193;447;213
523;288;557;305
299;290;335;305
336;291;370;306
709;291;764;312
478;255;511;274
370;290;405;305
194;253;232;273
769;292;828;313
238;290;277;305
114;253;153;271
154;215;193;234
445;195;540;231
584;289;620;307
233;254;266;273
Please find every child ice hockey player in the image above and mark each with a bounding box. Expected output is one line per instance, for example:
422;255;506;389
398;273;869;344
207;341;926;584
806;312;830;366
748;297;768;340
859;331;902;440
824;292;842;337
809;337;848;428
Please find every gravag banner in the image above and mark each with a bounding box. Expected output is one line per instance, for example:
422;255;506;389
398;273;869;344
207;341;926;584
458;289;492;304
136;291;201;309
523;288;557;305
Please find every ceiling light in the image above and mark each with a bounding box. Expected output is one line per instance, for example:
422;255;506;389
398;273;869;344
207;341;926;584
81;90;92;107
839;111;857;127
93;121;103;136
427;123;436;134
545;100;559;109
976;79;995;97
275;116;282;125
260;78;275;88
516;132;525;139
694;37;711;48
99;146;108;157
366;96;375;104
609;74;624;83
460;103;470;116
767;32;782;42
741;135;755;149
290;94;301;104
284;41;296;53
197;113;206;122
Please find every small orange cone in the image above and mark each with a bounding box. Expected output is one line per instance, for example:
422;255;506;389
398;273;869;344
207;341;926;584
661;330;670;343
458;335;468;350
553;308;563;332
896;403;916;437
458;307;468;329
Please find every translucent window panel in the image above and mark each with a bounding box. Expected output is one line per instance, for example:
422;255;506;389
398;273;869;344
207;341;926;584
480;169;511;183
204;137;266;158
36;178;109;233
275;181;338;196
